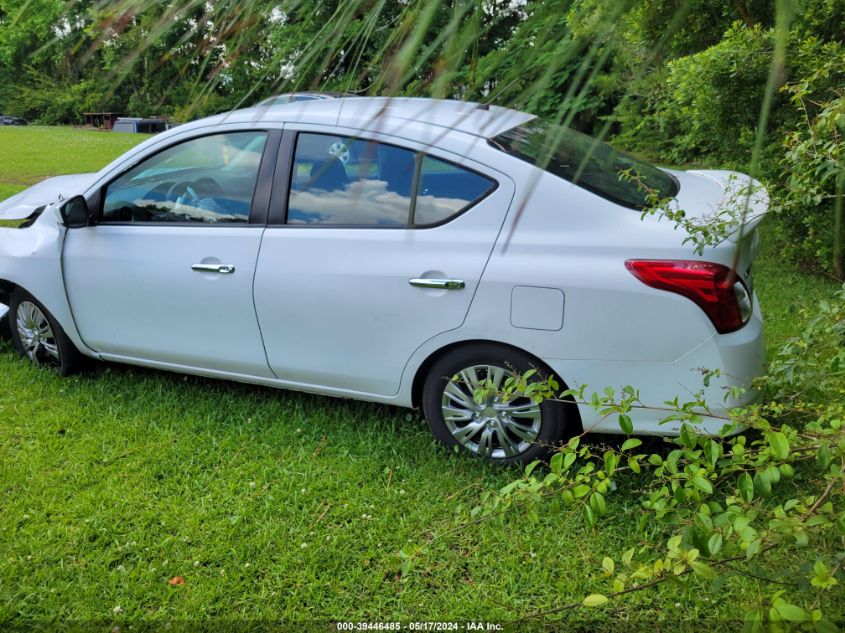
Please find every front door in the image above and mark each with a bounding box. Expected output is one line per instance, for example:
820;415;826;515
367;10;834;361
63;130;278;377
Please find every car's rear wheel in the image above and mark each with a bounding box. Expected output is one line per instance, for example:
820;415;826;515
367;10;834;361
9;289;79;376
421;344;573;464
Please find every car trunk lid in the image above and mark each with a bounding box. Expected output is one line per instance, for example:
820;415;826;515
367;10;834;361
666;168;768;293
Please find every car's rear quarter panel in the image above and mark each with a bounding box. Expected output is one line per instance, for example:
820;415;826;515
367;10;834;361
421;163;763;433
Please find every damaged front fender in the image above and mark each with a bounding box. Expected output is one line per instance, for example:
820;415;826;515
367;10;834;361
0;203;94;355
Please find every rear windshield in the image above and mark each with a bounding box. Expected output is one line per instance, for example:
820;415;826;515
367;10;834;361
489;119;678;209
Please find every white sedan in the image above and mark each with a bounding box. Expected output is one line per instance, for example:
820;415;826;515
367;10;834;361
0;97;766;463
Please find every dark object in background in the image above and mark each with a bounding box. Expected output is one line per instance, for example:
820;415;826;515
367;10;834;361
0;115;28;126
83;112;120;129
112;117;172;134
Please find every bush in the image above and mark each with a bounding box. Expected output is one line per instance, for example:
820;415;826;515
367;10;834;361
616;24;775;166
775;39;845;278
461;286;845;627
7;68;119;125
615;23;845;276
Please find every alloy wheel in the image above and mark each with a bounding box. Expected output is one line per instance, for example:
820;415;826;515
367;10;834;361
440;364;542;459
15;300;60;364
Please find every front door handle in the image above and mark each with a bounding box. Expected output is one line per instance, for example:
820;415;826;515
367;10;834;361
409;278;465;290
192;263;235;274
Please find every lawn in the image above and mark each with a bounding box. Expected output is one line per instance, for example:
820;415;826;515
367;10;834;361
0;126;149;201
0;126;841;628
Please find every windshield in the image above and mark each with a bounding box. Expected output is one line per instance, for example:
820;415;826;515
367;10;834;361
490;119;678;209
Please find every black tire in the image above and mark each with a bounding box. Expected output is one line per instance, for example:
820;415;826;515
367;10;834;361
421;343;574;464
0;307;9;340
8;288;80;376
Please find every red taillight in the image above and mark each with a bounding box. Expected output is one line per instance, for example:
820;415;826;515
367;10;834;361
625;259;751;334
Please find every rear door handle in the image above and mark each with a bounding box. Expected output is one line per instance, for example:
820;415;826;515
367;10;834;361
409;278;465;290
192;263;235;274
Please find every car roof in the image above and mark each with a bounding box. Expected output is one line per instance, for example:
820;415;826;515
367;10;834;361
100;98;536;178
257;92;353;106
200;97;535;141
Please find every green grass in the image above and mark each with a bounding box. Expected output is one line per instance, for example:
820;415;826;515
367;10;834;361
754;221;842;357
0;126;150;201
0;127;841;628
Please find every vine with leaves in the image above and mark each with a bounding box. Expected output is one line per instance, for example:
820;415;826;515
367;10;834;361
427;286;845;630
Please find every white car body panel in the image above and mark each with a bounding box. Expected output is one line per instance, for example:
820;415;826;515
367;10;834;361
0;97;768;438
62;225;273;377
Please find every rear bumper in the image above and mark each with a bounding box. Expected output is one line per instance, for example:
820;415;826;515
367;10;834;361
545;296;765;435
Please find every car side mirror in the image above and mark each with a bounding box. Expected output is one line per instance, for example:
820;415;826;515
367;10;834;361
59;196;90;228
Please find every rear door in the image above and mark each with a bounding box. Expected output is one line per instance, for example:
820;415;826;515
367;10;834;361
253;128;514;396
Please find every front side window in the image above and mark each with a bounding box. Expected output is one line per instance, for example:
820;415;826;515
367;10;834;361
286;133;495;227
490;119;678;209
102;131;268;224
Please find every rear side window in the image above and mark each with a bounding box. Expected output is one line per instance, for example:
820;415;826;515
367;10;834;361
286;133;496;227
490;119;678;209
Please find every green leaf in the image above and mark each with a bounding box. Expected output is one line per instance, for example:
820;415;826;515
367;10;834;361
582;594;609;607
603;451;619;477
590;492;608;516
738;473;754;503
563;452;576;469
753;472;772;498
572;484;591;498
708;533;723;556
692;476;713;495
774;603;808;623
767;431;790;459
703;440;721;467
550;452;563;474
601;557;615;575
817;443;832;471
764;465;781;484
620;438;642;452
618;414;634;435
814;619;840;633
742;608;762;633
583;504;596;528
680;423;697;450
690;561;718;580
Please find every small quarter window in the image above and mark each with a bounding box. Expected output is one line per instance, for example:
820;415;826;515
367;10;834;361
286;133;496;227
413;156;496;226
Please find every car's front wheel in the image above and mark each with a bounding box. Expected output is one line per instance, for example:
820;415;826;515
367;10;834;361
421;344;574;464
8;289;79;376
